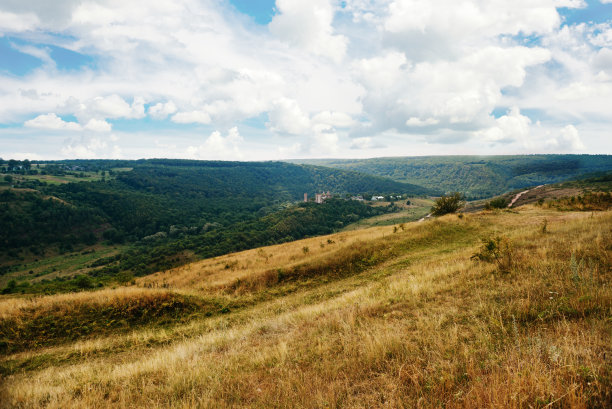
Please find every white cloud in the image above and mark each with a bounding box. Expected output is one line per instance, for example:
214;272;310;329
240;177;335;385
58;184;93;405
85;95;144;120
554;0;587;7
311;111;355;128
83;118;112;132
270;0;348;62
9;43;55;67
24;113;111;132
267;98;311;135
24;113;81;131
406;117;439;127
61;137;108;159
354;46;550;133
350;136;386;149
148;101;178;120
475;107;532;144
171;110;212;125
311;124;339;154
186;127;244;160
383;0;561;48
0;0;610;158
277;142;303;158
0;10;39;32
547;124;585;150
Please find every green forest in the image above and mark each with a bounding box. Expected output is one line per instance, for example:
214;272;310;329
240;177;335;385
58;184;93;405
291;155;612;199
0;159;414;293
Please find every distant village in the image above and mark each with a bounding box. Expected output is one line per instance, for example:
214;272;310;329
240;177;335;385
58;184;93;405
304;192;408;204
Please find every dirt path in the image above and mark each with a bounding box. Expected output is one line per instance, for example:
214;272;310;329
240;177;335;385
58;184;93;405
418;213;432;222
508;185;544;208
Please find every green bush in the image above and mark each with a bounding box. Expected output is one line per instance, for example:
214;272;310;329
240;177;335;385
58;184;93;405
431;192;465;216
485;197;508;210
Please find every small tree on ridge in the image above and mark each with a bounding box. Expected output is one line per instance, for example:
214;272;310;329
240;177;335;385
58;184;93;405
431;192;465;216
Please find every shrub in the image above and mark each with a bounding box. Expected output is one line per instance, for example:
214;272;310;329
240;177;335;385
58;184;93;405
75;274;95;289
485;197;508;210
431;192;465;216
471;236;513;273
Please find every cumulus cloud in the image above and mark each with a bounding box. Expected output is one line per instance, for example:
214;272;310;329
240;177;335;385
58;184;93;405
83;118;112;132
270;0;348;62
61;136;108;158
148;101;178;120
311;124;340;154
311;111;355;128
547;124;585;150
350;136;386;149
354;46;550;134
171;110;212;125
186;127;244;160
267;98;311;135
474;107;532;144
0;10;39;32
0;0;608;157
24;113;111;132
25;113;81;131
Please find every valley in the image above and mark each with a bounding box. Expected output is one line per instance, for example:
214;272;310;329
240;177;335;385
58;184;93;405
0;157;610;408
1;202;610;407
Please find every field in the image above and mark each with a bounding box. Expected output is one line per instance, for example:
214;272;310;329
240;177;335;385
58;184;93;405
0;246;125;289
1;203;610;408
0;167;132;187
342;198;434;230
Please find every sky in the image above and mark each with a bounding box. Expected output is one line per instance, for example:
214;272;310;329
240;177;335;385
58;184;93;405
0;0;611;161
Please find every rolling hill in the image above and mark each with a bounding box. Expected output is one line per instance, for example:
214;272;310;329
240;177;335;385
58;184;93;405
289;155;612;199
1;197;610;408
0;160;431;293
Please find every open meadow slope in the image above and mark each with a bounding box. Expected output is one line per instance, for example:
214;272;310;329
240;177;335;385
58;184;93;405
0;205;610;408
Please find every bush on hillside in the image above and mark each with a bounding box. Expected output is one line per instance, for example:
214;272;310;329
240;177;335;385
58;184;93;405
485;197;508;210
471;236;513;273
431;192;465;216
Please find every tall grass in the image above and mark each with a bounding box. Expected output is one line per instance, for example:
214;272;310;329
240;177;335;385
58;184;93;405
0;207;610;408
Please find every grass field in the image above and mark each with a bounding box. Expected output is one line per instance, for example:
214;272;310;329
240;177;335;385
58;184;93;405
0;167;132;186
0;205;610;408
0;246;125;288
342;198;434;230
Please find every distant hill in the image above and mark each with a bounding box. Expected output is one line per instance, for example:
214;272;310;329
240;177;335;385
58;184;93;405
288;155;612;199
1;159;430;246
1;159;430;290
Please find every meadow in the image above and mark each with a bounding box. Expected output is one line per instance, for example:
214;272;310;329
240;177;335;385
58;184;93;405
1;203;610;408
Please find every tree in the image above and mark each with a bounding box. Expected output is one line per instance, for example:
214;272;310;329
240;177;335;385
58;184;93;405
431;192;465;216
4;175;13;184
7;159;18;171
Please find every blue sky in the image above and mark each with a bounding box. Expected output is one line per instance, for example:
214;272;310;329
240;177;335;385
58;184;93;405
0;0;611;160
230;0;276;24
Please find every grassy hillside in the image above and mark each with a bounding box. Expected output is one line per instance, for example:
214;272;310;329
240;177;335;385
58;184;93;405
1;203;610;408
289;155;612;199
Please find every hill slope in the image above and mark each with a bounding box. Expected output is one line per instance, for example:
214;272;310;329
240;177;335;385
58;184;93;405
1;204;610;408
289;155;612;199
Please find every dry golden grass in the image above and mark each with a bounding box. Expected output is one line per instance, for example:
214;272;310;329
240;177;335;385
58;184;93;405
139;226;396;292
0;287;173;320
1;207;610;408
